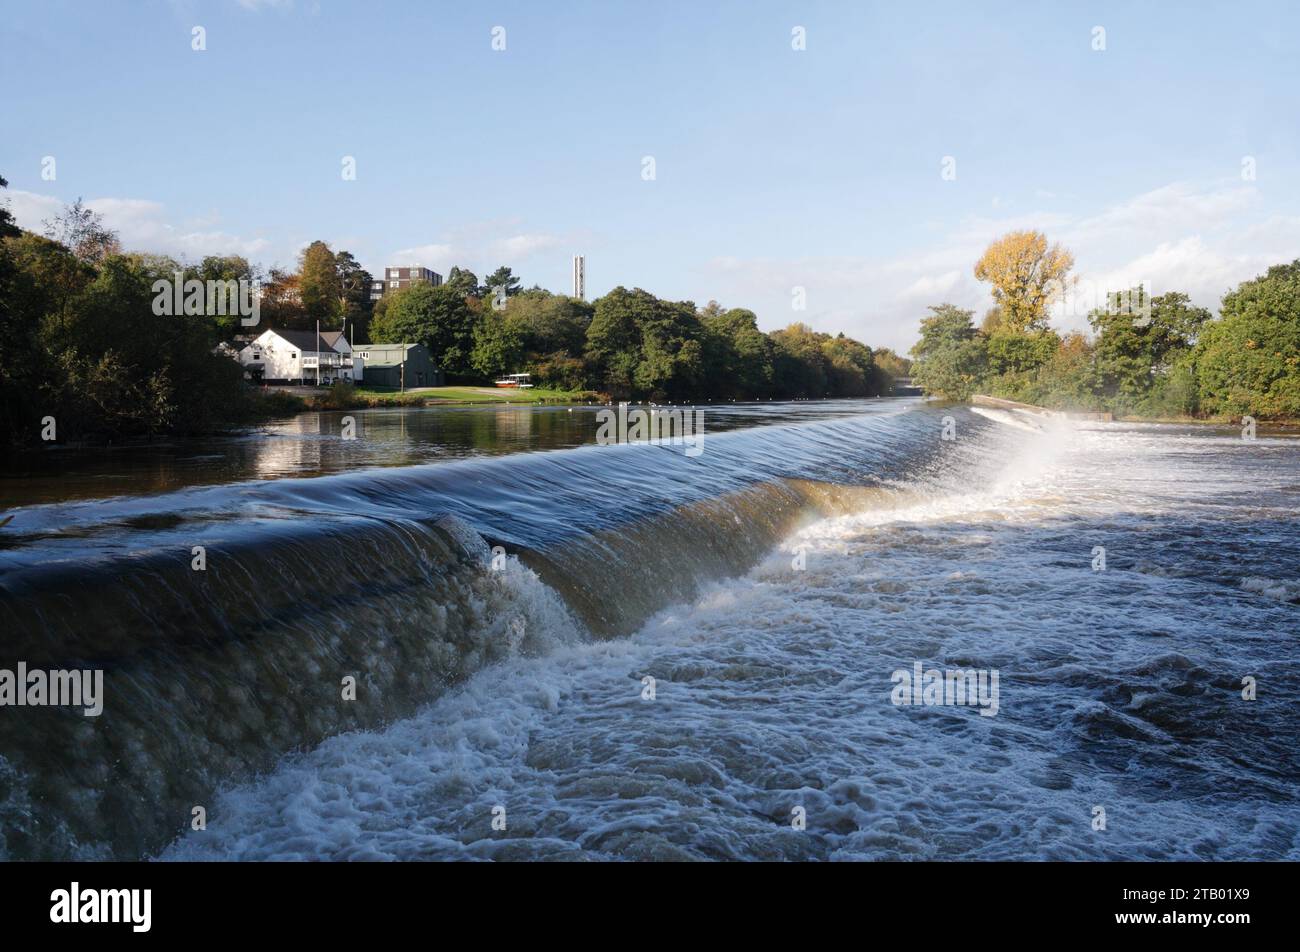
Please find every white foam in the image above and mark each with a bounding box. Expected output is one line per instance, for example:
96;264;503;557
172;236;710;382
159;423;1300;861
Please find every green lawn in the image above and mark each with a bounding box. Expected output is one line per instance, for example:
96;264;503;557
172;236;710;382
352;385;595;405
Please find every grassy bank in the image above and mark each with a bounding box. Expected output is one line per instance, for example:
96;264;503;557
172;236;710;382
309;382;600;409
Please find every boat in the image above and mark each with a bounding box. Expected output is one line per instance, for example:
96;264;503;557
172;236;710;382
494;373;534;389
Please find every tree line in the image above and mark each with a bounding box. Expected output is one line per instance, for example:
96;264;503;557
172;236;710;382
910;229;1300;420
0;181;315;445
372;278;909;401
0;179;911;444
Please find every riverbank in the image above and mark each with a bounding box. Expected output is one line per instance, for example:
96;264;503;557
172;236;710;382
307;383;601;409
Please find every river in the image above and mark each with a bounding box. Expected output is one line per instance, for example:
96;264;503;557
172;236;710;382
1;399;1296;860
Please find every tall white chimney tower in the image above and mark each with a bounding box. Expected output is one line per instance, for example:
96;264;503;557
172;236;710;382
572;255;585;300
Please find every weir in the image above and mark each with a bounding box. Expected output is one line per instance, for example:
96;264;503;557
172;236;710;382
972;393;1113;423
0;403;1026;859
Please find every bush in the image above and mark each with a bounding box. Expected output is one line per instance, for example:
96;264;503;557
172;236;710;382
314;379;358;410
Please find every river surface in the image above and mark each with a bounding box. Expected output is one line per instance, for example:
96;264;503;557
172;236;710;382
0;400;882;506
1;399;1297;860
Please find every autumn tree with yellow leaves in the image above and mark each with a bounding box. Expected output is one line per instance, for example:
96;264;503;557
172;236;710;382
973;230;1075;332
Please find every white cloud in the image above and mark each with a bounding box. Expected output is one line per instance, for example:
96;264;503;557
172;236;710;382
5;188;570;285
387;228;566;278
491;233;563;260
897;269;963;302
7;188;272;261
388;244;456;271
6;189;63;226
698;180;1296;351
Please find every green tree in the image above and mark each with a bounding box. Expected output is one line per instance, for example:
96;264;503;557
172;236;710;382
470;310;525;379
821;333;879;397
334;250;373;342
195;254;256;339
482;266;522;299
504;289;593;358
1089;290;1211;405
1;227;273;444
909;304;987;399
586;286;655;397
298;240;341;327
700;307;774;399
1194;261;1300;418
370;283;479;376
770;323;830;398
985;328;1060;378
634;297;705;400
445;266;480;298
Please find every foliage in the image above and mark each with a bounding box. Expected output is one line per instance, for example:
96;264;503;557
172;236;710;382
335;250;373;341
298;240;341;327
444;266;479;297
908;304;987;400
701;307;774;399
369;282;479;376
911;233;1298;421
1089;290;1211;403
1193;260;1300;418
872;347;912;380
42;199;121;266
470;309;525;379
1;239;281;443
482;266;522;299
973;230;1074;332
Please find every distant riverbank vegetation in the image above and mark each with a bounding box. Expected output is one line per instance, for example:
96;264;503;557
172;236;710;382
371;279;907;404
1;177;909;446
0;179;306;447
910;230;1300;421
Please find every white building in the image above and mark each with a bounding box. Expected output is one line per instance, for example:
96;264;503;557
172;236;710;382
236;329;362;384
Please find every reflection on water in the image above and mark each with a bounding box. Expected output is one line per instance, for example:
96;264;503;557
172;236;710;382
1;400;911;507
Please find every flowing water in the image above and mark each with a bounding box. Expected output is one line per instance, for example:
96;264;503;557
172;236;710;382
1;400;1297;860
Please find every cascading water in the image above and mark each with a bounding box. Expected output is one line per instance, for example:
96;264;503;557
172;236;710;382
3;403;1297;860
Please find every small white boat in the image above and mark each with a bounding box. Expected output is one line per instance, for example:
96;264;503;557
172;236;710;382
494;373;534;389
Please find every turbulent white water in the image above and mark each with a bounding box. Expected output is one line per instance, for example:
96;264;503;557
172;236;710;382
159;417;1300;861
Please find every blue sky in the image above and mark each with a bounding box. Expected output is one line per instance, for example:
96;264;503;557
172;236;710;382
3;0;1298;349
